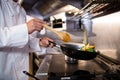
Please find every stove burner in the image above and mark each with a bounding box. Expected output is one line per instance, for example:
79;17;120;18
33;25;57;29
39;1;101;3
48;70;95;80
71;70;94;80
48;70;120;80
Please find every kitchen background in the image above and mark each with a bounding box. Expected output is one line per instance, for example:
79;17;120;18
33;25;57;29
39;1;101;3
21;0;120;61
41;11;120;62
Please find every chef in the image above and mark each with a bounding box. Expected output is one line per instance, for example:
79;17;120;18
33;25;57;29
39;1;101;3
0;0;54;80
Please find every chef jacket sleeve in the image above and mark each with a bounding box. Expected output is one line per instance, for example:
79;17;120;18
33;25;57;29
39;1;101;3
26;15;47;54
0;24;28;48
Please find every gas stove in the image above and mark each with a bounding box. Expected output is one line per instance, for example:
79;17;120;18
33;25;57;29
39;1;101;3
48;69;120;80
35;54;120;80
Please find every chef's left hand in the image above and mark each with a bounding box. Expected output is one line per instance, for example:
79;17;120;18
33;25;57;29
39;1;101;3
39;37;54;48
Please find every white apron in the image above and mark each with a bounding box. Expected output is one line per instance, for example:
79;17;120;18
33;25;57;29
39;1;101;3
0;0;46;80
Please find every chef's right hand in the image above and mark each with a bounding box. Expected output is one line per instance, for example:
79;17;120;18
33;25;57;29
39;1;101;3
26;18;45;34
39;37;54;48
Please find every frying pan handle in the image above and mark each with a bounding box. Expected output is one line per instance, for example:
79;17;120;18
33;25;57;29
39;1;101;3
48;41;60;48
48;41;56;46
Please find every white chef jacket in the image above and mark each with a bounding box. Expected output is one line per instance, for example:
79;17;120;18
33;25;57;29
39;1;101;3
0;0;46;80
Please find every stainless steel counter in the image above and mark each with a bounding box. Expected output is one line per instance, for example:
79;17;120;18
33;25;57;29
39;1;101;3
35;54;105;80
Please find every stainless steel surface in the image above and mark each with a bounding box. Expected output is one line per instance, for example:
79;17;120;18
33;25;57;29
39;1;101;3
93;53;120;72
21;0;120;19
90;12;120;60
65;56;78;64
36;54;105;80
22;0;83;18
36;55;53;77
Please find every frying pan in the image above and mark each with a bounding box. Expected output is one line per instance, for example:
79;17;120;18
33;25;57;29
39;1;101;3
52;42;99;60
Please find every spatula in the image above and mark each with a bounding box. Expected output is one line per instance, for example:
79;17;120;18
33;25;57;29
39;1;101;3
42;24;71;42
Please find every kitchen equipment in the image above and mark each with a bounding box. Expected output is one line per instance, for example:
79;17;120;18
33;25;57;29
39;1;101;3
65;56;78;64
42;24;70;42
23;71;40;80
48;70;95;80
60;43;99;60
35;54;120;80
48;70;120;80
52;18;65;28
52;42;99;60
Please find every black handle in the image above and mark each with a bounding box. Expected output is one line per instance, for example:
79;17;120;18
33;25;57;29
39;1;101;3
48;41;57;46
23;71;40;80
48;41;61;48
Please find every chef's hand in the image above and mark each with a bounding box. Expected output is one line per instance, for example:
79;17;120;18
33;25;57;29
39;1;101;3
39;37;54;48
26;18;45;34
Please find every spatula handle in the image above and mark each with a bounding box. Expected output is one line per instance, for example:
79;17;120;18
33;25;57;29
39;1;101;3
42;24;58;34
